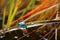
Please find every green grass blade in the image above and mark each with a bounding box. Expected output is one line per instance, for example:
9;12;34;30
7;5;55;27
2;7;6;28
21;0;35;16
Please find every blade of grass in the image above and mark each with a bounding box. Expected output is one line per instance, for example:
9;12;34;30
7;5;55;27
10;0;21;23
20;0;35;17
6;0;14;25
32;0;36;8
3;0;15;31
2;7;6;28
4;0;21;31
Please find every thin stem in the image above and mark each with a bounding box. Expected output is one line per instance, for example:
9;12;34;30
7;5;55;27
2;7;6;28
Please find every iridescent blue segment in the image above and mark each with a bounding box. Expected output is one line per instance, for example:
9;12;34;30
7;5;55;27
19;21;27;28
